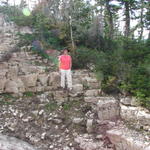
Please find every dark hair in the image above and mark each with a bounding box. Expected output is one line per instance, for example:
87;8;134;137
62;49;69;53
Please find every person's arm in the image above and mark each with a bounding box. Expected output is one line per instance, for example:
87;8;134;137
58;56;61;71
70;56;72;69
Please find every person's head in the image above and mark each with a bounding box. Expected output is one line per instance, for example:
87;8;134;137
62;49;69;55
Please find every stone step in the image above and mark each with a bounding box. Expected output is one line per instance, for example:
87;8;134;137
107;125;150;150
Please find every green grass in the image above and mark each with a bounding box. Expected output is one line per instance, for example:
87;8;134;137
23;91;34;97
0;94;17;105
45;102;58;111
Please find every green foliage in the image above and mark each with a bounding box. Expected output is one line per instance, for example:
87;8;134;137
23;91;34;97
45;102;58;111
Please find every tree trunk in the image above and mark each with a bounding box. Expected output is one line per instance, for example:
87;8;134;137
124;1;130;37
105;0;114;39
139;0;144;40
69;16;75;50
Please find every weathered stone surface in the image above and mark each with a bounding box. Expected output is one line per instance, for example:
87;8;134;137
97;97;119;121
0;134;37;150
7;66;18;79
49;72;60;89
107;128;150;150
120;97;138;106
0;78;6;92
85;89;101;97
73;118;83;124
72;84;83;93
19;26;33;34
120;104;150;128
38;74;49;86
14;78;25;93
21;74;38;87
84;97;100;104
0;69;7;78
86;119;93;133
5;80;18;93
83;77;100;89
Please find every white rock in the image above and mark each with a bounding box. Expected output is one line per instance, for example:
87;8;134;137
73;118;83;124
85;89;101;97
0;134;36;150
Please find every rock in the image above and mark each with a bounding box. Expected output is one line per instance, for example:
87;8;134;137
120;104;150;129
107;128;150;150
72;84;83;93
73;118;83;124
97;97;119;121
120;97;138;106
21;74;38;87
38;74;48;86
0;78;6;92
75;135;103;150
83;77;101;89
7;66;18;79
85;89;101;97
41;132;46;140
86;119;93;133
5;80;18;93
52;118;63;124
49;72;60;89
84;97;100;104
0;134;37;150
19;26;33;34
14;78;25;93
0;69;7;78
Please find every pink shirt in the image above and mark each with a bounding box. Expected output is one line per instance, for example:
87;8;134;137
59;55;72;70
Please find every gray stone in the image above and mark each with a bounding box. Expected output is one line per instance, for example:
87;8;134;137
5;80;18;93
49;72;60;89
84;97;100;104
107;128;150;150
97;97;119;121
72;84;83;93
0;134;37;150
120;97;138;106
38;74;49;85
85;89;101;97
86;119;93;133
73;118;83;124
21;74;38;87
0;78;6;92
120;105;150;128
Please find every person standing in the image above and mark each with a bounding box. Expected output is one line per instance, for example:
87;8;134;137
58;49;72;91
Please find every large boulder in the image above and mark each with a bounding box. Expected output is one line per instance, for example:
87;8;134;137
5;80;18;93
120;104;150;129
97;97;119;121
85;89;101;97
0;78;6;93
21;74;38;88
107;128;150;150
38;74;49;86
0;134;37;150
48;72;60;89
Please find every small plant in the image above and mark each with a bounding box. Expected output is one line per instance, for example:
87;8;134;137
23;91;34;97
45;102;58;111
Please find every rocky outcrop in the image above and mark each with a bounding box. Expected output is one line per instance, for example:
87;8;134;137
0;134;37;150
107;126;150;150
120;104;150;131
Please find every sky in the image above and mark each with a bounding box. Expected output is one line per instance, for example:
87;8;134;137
6;0;149;39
